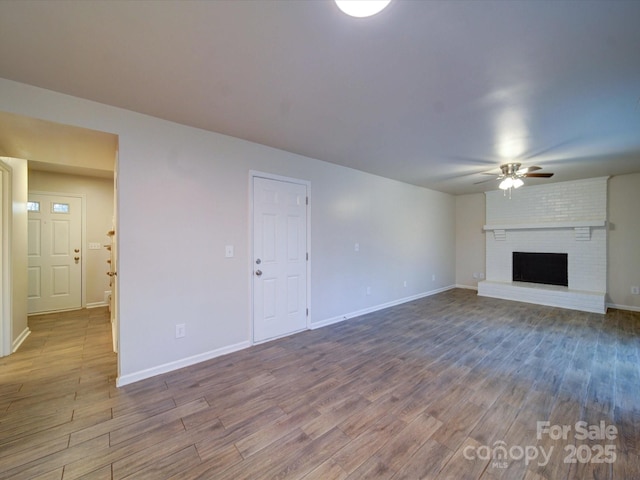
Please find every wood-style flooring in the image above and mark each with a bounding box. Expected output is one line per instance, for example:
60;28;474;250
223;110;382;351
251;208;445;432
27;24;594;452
1;289;639;479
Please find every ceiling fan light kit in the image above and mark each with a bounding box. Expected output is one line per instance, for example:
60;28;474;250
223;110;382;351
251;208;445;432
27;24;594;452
492;162;554;197
500;177;524;190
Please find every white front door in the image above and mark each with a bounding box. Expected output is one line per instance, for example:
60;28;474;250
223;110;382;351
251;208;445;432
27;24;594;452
28;193;82;314
253;176;308;343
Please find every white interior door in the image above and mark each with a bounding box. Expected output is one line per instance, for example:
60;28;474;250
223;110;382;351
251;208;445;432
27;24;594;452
28;193;82;314
253;176;308;343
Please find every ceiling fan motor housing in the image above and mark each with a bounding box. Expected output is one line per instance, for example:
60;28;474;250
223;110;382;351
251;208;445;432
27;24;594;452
501;163;522;177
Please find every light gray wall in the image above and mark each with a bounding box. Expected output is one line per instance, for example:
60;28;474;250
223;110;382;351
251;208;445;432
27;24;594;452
0;78;456;383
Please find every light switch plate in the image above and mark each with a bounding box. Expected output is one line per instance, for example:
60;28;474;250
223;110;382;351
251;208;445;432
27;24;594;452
88;242;101;250
225;245;234;258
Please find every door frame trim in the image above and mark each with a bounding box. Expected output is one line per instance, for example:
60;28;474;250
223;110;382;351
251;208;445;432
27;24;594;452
0;160;12;357
248;171;311;345
28;190;87;312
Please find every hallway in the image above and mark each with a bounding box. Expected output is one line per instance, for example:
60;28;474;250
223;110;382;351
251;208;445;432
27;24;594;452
0;308;116;479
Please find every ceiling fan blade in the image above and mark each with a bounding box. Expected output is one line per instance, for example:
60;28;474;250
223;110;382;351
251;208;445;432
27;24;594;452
524;172;554;178
519;165;541;174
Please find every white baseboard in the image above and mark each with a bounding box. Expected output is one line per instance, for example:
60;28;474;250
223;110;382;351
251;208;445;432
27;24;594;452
116;340;251;387
607;303;640;313
310;285;456;330
12;327;31;353
455;284;478;291
86;301;109;309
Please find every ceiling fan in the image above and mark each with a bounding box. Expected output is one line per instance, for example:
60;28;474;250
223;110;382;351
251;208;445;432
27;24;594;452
475;162;554;190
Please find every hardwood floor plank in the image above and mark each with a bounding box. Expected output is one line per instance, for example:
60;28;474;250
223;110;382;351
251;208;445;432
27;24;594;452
190;406;283;462
30;467;64;480
68;397;177;447
332;414;408;474
390;438;454;480
431;398;486;451
107;398;207;446
302;457;348;480
0;435;70;473
215;428;313;480
165;444;241;480
421;437;489;480
234;404;320;459
260;427;351;480
346;412;442;479
0;433;110;480
64;414;223;479
116;444;200;480
301;394;371;439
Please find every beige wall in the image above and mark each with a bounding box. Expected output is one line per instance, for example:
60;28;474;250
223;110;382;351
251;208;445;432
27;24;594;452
608;173;640;310
455;193;485;289
28;170;114;306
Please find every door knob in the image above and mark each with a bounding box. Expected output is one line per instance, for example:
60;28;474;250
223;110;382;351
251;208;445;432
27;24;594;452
74;249;80;253
74;256;80;262
256;258;261;265
255;270;262;276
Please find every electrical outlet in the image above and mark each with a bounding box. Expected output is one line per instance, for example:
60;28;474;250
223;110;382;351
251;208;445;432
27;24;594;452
175;324;186;338
631;286;640;295
432;274;436;281
403;280;407;287
354;243;359;252
366;286;371;295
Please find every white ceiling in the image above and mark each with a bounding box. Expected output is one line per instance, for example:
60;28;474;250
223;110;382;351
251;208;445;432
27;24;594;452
1;0;639;194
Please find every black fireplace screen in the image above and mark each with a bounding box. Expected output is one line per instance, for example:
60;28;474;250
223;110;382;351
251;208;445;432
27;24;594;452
512;252;568;287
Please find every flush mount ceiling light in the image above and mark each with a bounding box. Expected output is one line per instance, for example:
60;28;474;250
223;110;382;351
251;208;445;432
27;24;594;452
335;0;392;18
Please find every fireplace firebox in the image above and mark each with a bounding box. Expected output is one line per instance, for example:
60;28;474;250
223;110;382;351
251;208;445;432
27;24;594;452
512;252;568;287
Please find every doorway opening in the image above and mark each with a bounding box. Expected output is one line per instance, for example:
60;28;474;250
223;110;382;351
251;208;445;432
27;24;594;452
0;110;118;360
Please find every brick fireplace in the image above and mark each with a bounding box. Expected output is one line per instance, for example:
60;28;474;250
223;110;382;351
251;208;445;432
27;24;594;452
478;177;608;313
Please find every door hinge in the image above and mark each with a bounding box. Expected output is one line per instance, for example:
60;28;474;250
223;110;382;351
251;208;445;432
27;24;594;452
306;308;309;316
306;252;309;261
306;196;309;205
